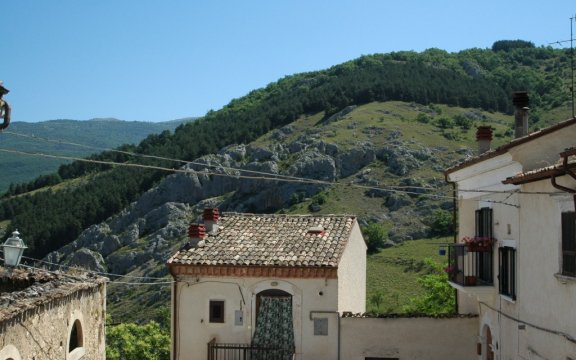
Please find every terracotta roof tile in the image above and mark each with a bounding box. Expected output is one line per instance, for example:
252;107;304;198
168;213;356;268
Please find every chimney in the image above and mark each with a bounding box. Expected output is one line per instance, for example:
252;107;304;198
476;126;493;155
512;91;530;138
203;208;220;234
188;223;206;247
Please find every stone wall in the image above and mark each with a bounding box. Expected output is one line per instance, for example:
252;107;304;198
0;283;106;360
340;316;478;360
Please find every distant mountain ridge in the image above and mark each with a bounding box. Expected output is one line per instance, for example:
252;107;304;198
0;118;196;192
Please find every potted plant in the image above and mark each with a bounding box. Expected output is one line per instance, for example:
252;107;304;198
465;275;477;286
462;236;496;252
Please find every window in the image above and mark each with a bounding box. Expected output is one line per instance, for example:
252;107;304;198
209;300;225;323
476;207;493;284
499;247;516;299
476;207;493;238
69;319;83;352
561;212;576;277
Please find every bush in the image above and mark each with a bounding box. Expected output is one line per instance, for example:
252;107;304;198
402;259;456;315
362;222;388;254
427;210;454;237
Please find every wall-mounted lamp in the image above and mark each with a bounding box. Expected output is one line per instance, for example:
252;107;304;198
1;230;27;267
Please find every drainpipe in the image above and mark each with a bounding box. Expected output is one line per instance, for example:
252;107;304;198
309;311;340;360
168;265;179;360
551;149;576;210
444;172;459;314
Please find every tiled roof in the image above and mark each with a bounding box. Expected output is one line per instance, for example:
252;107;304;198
445;117;576;175
503;158;576;185
167;213;357;268
0;267;107;322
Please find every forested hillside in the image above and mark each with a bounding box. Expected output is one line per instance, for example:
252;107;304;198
0;118;193;193
0;41;573;259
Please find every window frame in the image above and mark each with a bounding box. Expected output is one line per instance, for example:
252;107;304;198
499;245;516;300
209;300;225;323
561;211;576;277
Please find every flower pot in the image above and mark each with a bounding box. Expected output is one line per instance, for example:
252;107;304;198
465;276;477;286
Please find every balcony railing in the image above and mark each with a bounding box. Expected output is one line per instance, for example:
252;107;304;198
207;338;295;360
447;244;493;286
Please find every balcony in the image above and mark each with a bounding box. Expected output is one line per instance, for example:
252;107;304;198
447;244;496;300
207;338;295;360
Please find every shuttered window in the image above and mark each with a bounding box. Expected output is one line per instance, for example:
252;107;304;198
499;247;516;299
562;212;576;277
476;207;493;238
476;207;494;283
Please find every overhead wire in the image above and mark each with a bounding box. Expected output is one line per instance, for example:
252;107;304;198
0;129;567;203
0;145;454;200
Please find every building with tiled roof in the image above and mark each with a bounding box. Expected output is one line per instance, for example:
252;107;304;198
167;210;366;360
0;265;106;360
444;92;576;359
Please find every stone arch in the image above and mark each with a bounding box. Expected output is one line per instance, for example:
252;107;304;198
0;344;22;360
66;310;86;360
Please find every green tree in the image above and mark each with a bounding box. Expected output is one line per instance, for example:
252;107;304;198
402;259;456;315
106;321;170;360
427;210;454;237
362;222;388;254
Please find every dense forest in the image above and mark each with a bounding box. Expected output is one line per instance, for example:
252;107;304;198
0;41;573;258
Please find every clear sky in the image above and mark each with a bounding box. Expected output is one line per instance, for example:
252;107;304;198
2;0;575;122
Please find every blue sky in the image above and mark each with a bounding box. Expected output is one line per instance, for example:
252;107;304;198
2;1;575;122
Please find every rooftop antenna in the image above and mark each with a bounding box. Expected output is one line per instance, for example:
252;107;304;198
550;15;576;118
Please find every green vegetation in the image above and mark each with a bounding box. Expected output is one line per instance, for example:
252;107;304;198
0;119;189;193
366;237;451;314
401;259;456;315
106;320;170;360
362;222;389;254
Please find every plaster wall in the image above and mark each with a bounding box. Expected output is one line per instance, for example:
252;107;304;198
0;284;106;360
173;275;340;360
337;221;366;313
340;316;478;360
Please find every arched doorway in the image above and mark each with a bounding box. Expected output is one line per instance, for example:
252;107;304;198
252;289;294;359
484;325;494;360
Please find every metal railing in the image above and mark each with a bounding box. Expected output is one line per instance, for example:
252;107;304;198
207;339;295;360
447;244;493;286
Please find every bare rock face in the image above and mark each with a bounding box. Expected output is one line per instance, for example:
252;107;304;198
288;150;337;181
64;248;106;273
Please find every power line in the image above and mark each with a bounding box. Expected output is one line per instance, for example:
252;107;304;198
0;145;456;200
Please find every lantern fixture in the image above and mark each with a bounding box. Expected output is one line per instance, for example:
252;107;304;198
1;230;27;267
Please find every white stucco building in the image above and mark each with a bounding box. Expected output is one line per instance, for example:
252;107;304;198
167;209;366;360
445;105;576;359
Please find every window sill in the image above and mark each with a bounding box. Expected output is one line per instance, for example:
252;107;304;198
499;294;516;303
554;273;576;284
68;347;85;360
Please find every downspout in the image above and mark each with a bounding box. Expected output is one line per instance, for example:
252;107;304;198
168;264;179;360
551;149;576;211
309;311;340;360
444;171;459;314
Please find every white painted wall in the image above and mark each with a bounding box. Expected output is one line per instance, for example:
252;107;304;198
173;276;340;360
340;317;479;360
448;121;576;360
337;220;366;314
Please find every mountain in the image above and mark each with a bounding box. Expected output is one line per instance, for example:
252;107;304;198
0;42;574;322
0;118;195;193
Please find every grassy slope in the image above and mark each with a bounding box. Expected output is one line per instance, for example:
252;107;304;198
366;237;450;313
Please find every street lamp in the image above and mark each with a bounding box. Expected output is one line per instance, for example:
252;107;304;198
1;230;27;267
